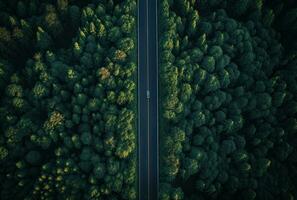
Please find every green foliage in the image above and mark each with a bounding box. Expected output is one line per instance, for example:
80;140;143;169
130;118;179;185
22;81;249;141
0;147;8;160
160;0;297;199
0;0;137;199
25;150;41;165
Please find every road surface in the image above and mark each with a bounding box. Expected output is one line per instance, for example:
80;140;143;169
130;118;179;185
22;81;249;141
138;0;158;199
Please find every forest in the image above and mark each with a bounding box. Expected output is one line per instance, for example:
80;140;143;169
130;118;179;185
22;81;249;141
0;0;137;199
0;0;297;199
159;0;297;199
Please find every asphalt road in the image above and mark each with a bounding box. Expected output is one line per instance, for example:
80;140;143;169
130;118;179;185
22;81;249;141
138;0;158;199
147;0;158;199
138;0;149;198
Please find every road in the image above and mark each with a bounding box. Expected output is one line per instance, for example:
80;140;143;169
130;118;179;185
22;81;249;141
148;0;158;199
138;0;158;199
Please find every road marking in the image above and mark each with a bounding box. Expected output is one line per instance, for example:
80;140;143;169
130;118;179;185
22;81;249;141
146;1;150;200
155;0;159;197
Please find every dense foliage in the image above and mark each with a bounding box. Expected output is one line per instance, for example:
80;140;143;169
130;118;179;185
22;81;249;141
0;0;137;199
159;0;297;199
